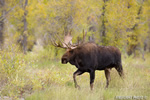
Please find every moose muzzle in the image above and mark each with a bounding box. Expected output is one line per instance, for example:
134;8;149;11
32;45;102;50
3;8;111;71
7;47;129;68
61;58;68;64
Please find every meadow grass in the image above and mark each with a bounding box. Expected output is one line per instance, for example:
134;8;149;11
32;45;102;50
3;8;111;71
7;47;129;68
25;54;150;100
0;48;149;100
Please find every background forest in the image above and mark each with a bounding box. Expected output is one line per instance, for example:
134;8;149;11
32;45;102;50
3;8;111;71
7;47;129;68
0;0;150;100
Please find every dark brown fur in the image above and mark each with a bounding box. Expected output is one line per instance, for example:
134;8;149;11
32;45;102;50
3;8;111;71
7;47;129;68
61;42;124;90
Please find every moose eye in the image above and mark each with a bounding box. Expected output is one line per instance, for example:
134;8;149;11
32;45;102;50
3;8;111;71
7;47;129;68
69;50;74;54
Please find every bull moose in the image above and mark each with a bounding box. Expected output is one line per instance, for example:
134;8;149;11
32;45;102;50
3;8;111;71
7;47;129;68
51;31;124;90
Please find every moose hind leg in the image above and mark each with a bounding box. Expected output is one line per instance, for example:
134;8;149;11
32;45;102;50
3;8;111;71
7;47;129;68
104;69;111;88
73;69;84;89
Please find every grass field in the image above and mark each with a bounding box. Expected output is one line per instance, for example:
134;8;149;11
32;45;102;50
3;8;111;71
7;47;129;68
25;54;150;100
0;50;150;100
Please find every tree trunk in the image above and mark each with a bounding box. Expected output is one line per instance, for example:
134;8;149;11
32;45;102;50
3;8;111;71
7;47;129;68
0;0;5;49
147;18;150;52
101;0;108;45
22;0;28;54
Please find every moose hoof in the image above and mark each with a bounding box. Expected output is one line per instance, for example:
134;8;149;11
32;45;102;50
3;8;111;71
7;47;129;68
105;85;108;89
75;85;81;90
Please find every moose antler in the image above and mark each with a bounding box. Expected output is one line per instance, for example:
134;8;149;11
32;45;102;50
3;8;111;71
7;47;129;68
63;30;73;47
50;29;87;49
50;33;69;49
82;29;87;44
76;29;87;45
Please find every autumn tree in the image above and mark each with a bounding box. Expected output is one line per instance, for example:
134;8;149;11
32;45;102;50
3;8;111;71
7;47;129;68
8;0;36;53
1;0;149;57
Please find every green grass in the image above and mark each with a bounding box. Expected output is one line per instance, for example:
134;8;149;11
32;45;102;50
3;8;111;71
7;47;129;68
0;49;150;100
25;54;150;100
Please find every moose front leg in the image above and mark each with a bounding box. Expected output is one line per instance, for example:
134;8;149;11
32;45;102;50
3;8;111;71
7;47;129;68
73;69;84;89
89;70;95;90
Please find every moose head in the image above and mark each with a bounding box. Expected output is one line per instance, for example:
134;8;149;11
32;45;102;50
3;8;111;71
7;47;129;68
50;30;87;64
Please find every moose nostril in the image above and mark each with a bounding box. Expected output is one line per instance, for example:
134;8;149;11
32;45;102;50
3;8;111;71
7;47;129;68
62;58;68;64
